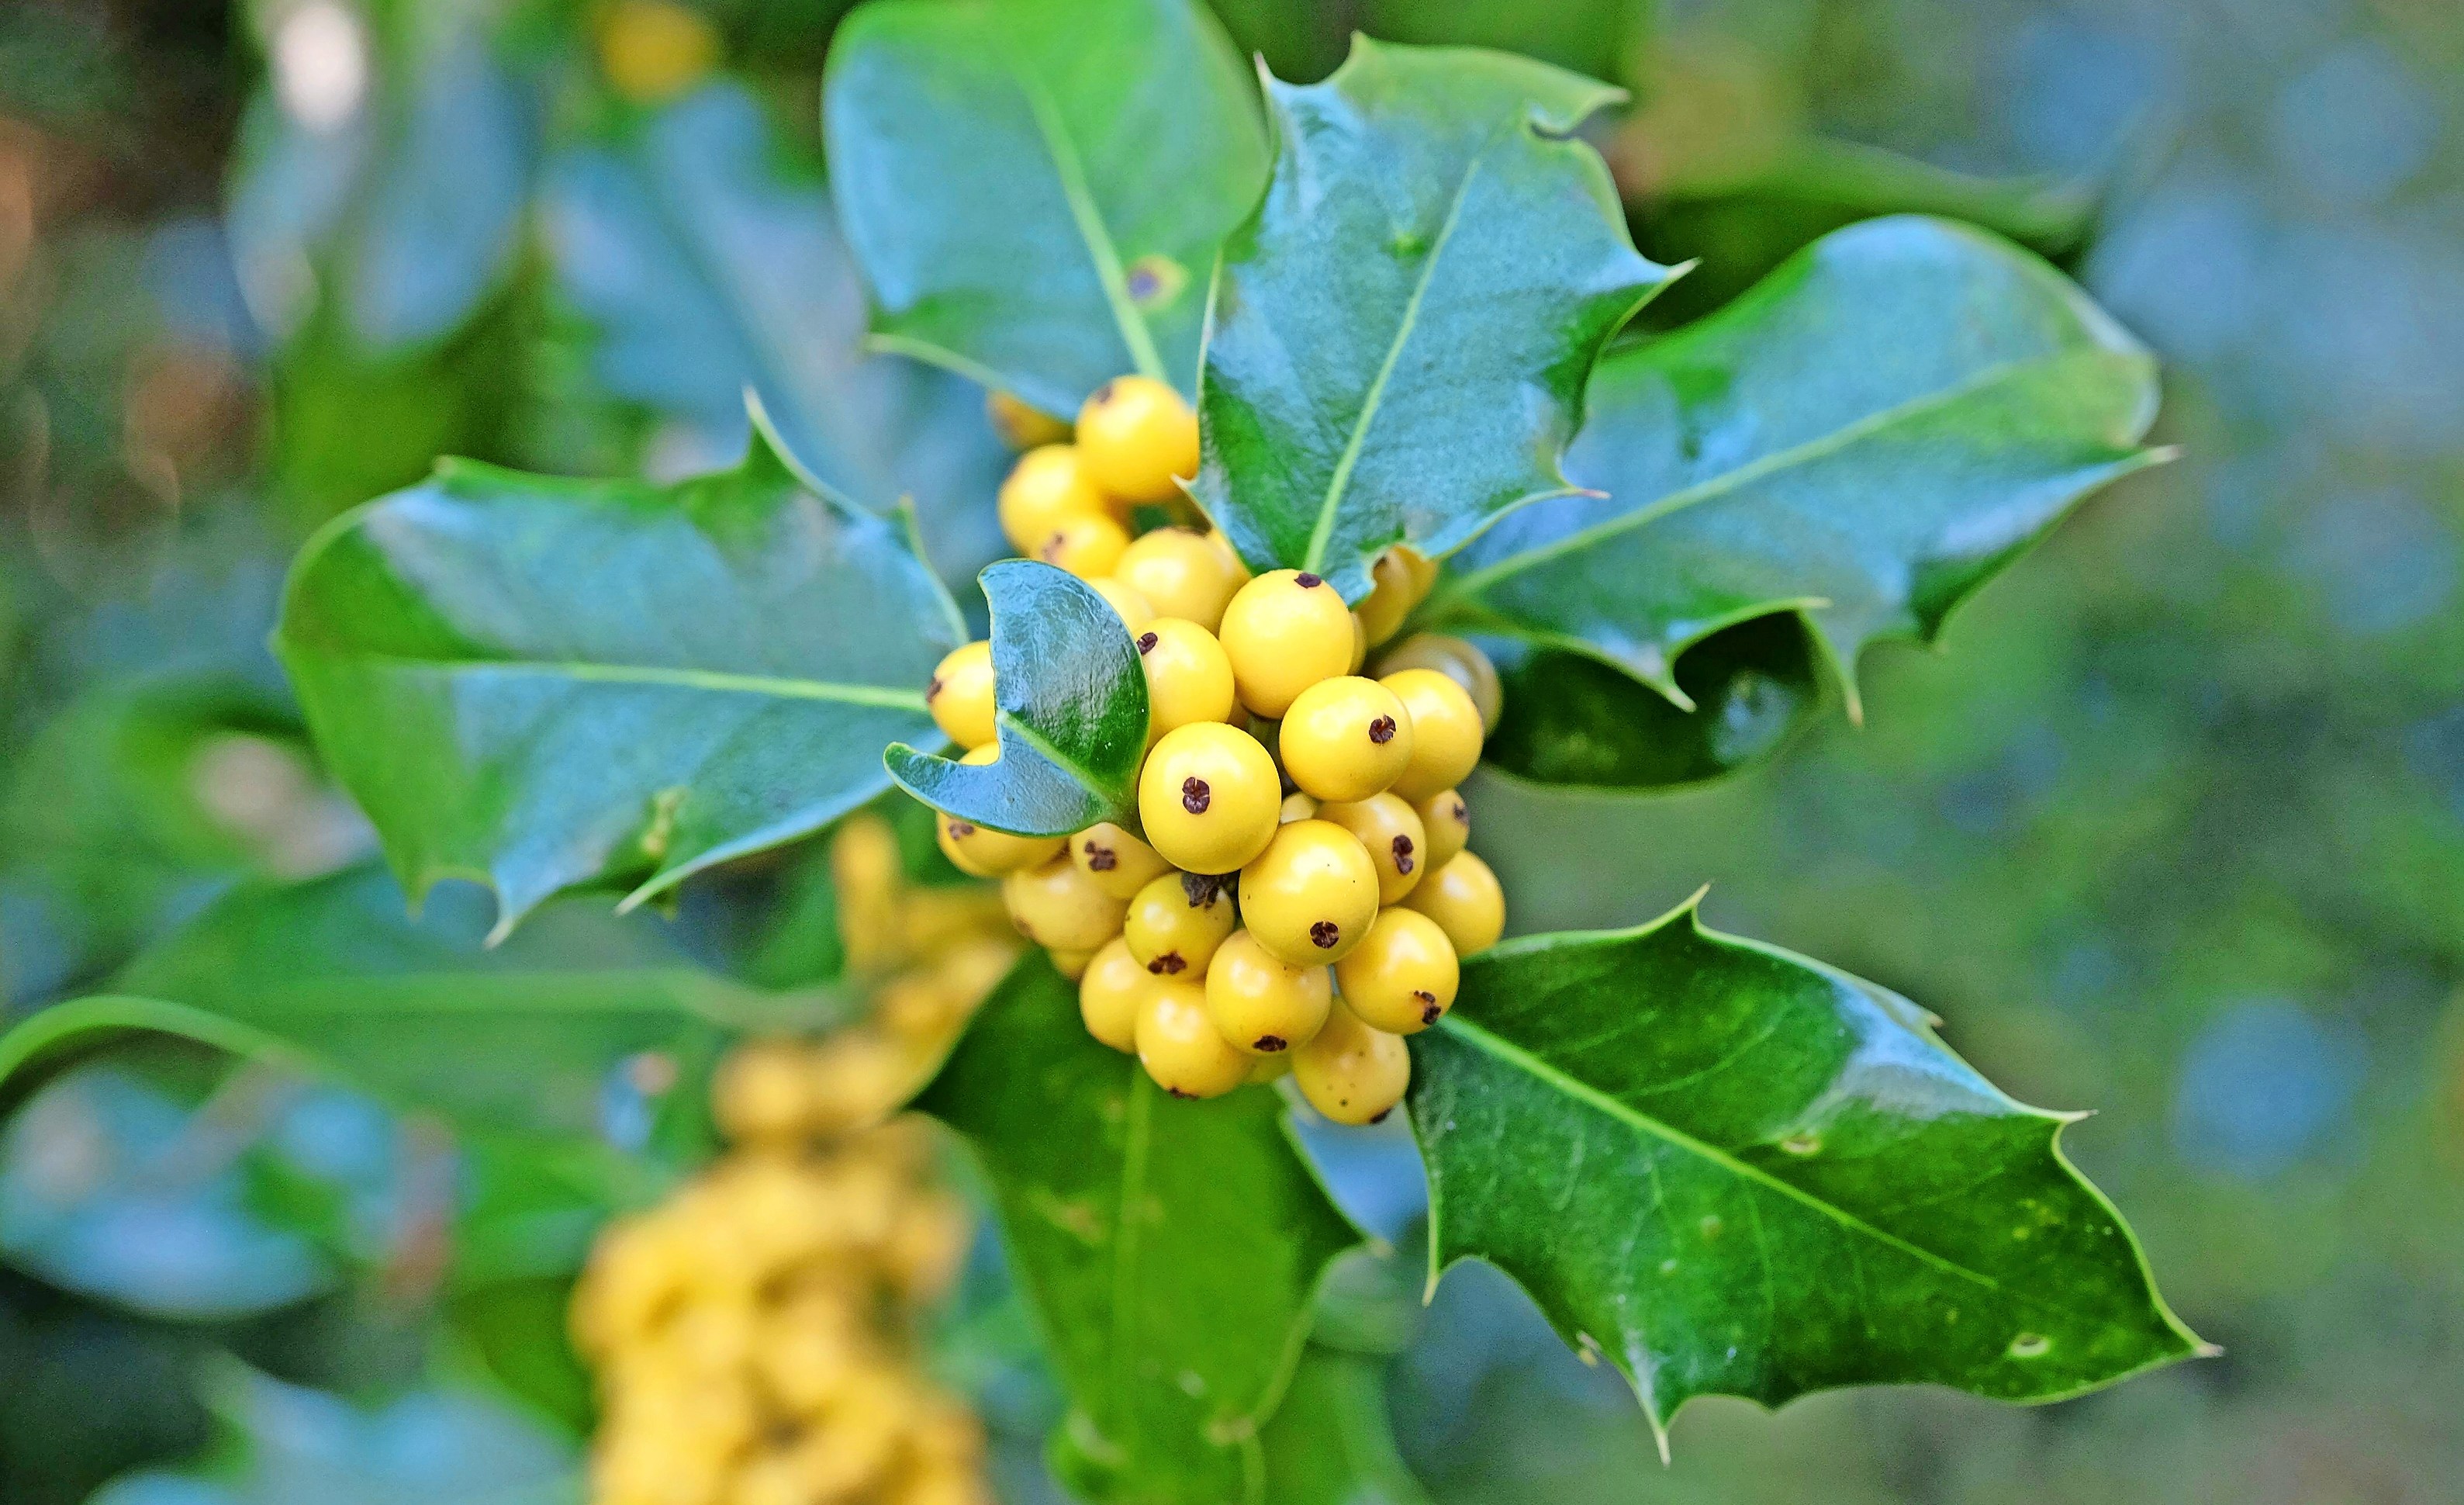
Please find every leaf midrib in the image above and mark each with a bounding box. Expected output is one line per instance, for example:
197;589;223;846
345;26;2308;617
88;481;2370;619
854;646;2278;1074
1016;64;1167;386
1434;350;2110;604
1300;129;1498;574
1435;1013;2009;1297
301;648;931;712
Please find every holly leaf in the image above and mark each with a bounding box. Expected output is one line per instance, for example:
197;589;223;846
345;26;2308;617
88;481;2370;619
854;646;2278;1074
0;865;824;1147
1260;1347;1431;1505
1429;216;2168;721
1476;614;1824;790
1194;40;1673;601
275;410;961;934
1408;898;2206;1449
824;0;1269;413
544;81;1008;590
921;956;1358;1503
886;561;1149;838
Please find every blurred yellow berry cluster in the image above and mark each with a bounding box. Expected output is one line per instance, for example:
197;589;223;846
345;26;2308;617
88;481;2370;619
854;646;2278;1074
572;816;1019;1505
926;379;1508;1124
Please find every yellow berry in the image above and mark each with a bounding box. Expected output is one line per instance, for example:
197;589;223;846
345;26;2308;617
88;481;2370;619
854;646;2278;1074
1123;872;1238;978
1218;570;1357;718
1075;375;1198;502
1238;819;1380;967
1070;821;1171;900
1087;577;1153;628
1204;528;1253;583
1077;936;1150;1052
1000;853;1128;951
1380;667;1484;801
1336;907;1458;1033
1246;1051;1294;1084
1135;978;1250;1098
927;641;997;749
1115;527;1244;631
987;389;1071;450
598;0;720;104
1292;1001;1411;1126
1315;792;1426;905
1403;850;1504;955
1372;633;1502;733
998;445;1111;553
935;749;1063;877
1413;787;1470;872
1276;675;1415;803
1353;550;1423;647
1203;929;1332;1056
1133;618;1236;739
710;1040;814;1144
1138;721;1280;874
1279;791;1319;824
1047;946;1097;981
1348;611;1367;673
1033;511;1130;579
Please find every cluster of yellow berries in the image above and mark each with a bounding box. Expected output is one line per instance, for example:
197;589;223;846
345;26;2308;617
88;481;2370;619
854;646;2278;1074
928;378;1508;1125
572;817;1017;1505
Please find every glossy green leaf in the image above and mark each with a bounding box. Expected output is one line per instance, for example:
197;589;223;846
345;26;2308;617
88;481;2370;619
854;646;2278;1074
920;955;1358;1503
1429;216;2168;718
0;865;826;1145
1408;898;2205;1447
886;561;1149;838
1194;40;1672;600
1476;614;1824;791
545;81;1009;591
275;413;961;933
824;0;1269;413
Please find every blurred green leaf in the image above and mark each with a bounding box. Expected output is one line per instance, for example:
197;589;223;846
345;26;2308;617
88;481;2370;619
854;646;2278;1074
887;562;1149;838
275;416;960;932
824;0;1269;411
1194;40;1670;600
1260;1347;1430;1505
1430;216;2165;721
921;955;1357;1504
544;81;1009;590
1408;898;2204;1443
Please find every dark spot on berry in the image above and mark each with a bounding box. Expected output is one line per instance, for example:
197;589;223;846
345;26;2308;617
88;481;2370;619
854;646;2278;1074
1450;799;1467;824
1038;535;1064;562
1369;1108;1391;1125
1094;379;1117;405
1415;991;1440;1023
1391;836;1414;873
1253;1035;1287;1052
1368;714;1396;744
1181;777;1211;814
1310;920;1340;949
949;821;976;838
1166;1086;1195;1099
926;675;943;701
1180;871;1224;908
1295;572;1322;589
1149;953;1186;975
1137;631;1159;655
1086;842;1116;871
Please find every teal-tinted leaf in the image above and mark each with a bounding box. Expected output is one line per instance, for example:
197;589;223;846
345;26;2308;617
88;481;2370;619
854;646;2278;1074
1477;614;1824;791
0;865;823;1146
275;413;960;932
886;561;1149;838
1194;40;1673;600
920;956;1358;1503
545;81;1008;589
1431;216;2168;718
1408;899;2204;1447
824;0;1269;413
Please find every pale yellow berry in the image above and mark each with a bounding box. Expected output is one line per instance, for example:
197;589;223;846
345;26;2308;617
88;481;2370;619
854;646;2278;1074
1246;1051;1294;1084
1292;1000;1411;1126
1402;850;1504;955
1413;787;1470;872
935;748;1063;877
1238;818;1380;967
1135;978;1250;1098
1372;633;1502;733
1122;871;1238;978
1134;618;1237;739
1279;791;1319;824
1380;667;1484;801
1115;527;1244;631
598;0;719;104
1076;375;1199;502
1203;929;1332;1056
1276;675;1415;803
1077;936;1150;1052
1218;570;1357;718
1047;946;1097;981
1336;907;1459;1033
998;445;1111;553
711;1040;815;1144
1087;576;1153;628
927;641;997;749
1070;821;1172;900
1137;721;1280;874
1001;853;1128;951
987;389;1071;450
1315;792;1426;905
1033;511;1131;579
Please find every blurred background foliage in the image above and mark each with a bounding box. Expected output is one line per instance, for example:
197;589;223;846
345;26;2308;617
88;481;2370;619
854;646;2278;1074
2;0;2459;1501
